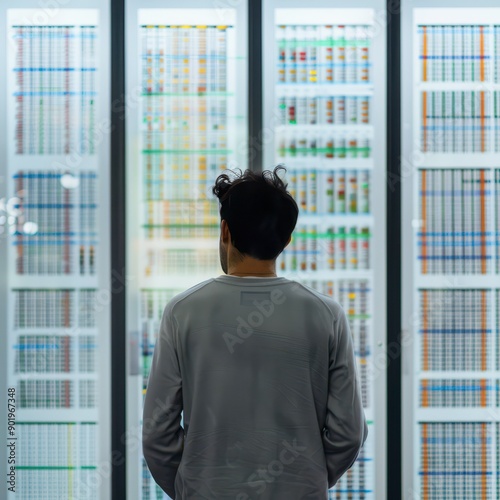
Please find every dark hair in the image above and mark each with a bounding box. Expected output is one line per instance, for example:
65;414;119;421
212;165;299;260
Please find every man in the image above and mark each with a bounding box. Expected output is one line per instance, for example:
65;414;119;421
142;166;368;499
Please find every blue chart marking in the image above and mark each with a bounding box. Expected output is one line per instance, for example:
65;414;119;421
419;329;491;334
13;68;96;72
422;384;492;391
421;126;492;131
417;27;491;34
421;437;492;445
13;91;97;96
417;255;492;259
419;190;492;197
419;55;491;60
21;204;97;208
13;173;96;179
13;240;98;246
417;231;492;236
417;241;494;247
419;471;492;476
141;54;228;60
331;489;374;493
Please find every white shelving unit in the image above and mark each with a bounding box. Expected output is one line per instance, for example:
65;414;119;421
0;3;111;500
262;3;387;499
125;3;248;498
402;4;500;499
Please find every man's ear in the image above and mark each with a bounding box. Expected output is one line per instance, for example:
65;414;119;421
221;219;230;243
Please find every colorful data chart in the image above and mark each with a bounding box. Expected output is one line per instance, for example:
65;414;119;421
276;25;371;85
278;223;370;272
12;25;97;155
14;288;73;328
13;288;96;343
496;169;500;273
418;25;491;82
16;422;97;500
495;92;500;152
12;171;98;276
278;95;371;125
144;247;220;277
498;290;500;372
420;379;493;407
419;289;491;372
496;26;500;82
285;169;370;215
419;422;492;499
15;335;73;374
421;91;491;153
275;19;376;500
139;23;237;498
278;132;371;159
140;24;231;239
13;287;99;499
418;169;492;274
140;25;232;283
414;17;500;500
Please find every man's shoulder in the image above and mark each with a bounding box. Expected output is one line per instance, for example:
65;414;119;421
285;279;345;322
163;278;216;316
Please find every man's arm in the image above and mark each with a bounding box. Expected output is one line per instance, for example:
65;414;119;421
142;303;184;499
322;305;368;488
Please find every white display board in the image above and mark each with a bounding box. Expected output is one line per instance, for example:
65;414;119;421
0;3;111;500
402;3;500;499
263;2;387;499
125;1;248;498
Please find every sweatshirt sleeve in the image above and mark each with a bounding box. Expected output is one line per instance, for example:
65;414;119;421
142;303;184;499
322;304;368;488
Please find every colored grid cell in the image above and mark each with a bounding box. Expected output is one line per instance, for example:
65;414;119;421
420;92;491;154
14;289;73;328
419;289;491;371
420;379;493;407
278;222;370;272
418;25;491;82
15;335;73;373
419;422;492;499
12;171;98;276
12;25;97;155
418;169;492;274
16;422;97;500
276;25;371;85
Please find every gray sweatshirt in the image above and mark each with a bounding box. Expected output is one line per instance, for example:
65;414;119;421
142;274;368;500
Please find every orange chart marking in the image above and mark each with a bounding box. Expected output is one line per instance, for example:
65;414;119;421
421;380;428;407
422;423;429;500
481;422;487;499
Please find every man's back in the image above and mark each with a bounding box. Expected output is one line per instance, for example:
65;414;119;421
143;274;367;500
